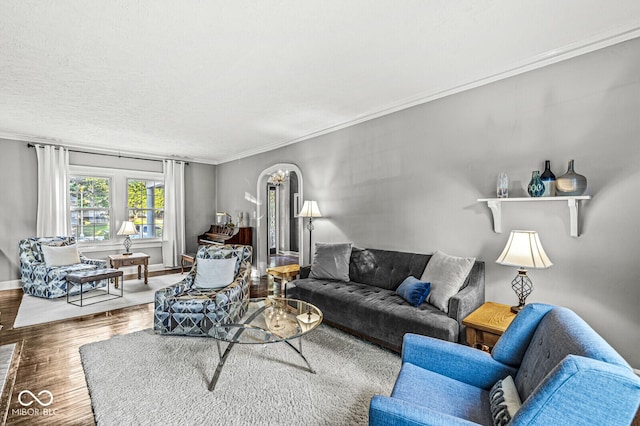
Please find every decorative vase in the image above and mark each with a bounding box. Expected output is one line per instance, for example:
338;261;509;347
540;160;556;197
496;172;508;198
527;171;544;197
556;160;587;196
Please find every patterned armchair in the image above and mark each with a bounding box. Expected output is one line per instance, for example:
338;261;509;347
154;244;252;336
19;236;108;299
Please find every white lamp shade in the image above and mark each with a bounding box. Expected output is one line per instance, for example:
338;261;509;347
117;221;138;236
496;230;553;269
298;200;322;218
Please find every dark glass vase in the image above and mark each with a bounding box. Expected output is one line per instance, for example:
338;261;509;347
527;171;545;197
540;160;556;197
556;160;587;196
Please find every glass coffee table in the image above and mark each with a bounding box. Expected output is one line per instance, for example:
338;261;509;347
208;297;323;391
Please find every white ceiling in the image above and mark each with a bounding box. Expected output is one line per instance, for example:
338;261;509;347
1;1;640;165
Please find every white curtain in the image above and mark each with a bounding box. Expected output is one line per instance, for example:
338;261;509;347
35;144;70;236
162;160;186;267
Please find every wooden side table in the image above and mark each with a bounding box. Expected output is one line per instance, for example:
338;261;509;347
266;264;300;297
462;302;516;352
108;252;150;285
181;253;196;273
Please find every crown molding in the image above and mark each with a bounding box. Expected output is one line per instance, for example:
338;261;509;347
215;24;640;164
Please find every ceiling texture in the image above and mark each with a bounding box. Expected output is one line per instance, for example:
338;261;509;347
1;1;640;164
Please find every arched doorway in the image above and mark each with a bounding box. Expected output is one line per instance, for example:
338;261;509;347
255;163;304;276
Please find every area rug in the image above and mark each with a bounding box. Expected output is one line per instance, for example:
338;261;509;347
13;274;184;328
0;344;16;397
80;325;400;425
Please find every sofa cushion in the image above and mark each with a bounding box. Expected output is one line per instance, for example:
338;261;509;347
288;278;459;347
41;244;81;267
349;248;429;291
392;362;493;425
421;250;475;313
309;242;352;282
395;276;430;307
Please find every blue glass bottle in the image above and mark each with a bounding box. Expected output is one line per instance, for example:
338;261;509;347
527;171;545;197
540;160;556;197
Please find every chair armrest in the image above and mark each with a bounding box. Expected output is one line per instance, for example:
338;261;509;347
80;256;107;268
370;395;481;426
402;333;516;389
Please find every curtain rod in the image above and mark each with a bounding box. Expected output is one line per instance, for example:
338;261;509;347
27;143;189;165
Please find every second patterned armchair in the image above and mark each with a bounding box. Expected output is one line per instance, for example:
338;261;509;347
154;244;252;336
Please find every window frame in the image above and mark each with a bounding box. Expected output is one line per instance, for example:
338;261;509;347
69;165;164;251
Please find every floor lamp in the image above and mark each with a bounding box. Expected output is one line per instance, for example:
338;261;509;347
298;201;322;264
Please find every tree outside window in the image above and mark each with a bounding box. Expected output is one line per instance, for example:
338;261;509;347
127;179;164;238
69;176;111;241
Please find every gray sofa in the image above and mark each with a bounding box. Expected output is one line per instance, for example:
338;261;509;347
286;247;485;351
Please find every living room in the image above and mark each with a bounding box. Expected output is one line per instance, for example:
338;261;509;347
1;2;640;425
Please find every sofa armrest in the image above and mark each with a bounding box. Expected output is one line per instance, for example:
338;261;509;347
448;261;484;343
370;395;480;426
402;333;516;389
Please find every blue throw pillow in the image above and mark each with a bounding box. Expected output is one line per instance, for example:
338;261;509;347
395;276;431;307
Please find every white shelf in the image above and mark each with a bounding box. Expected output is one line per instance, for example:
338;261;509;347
477;196;592;237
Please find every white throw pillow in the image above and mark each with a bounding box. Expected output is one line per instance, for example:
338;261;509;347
194;258;237;289
420;250;475;313
489;375;522;425
41;244;81;267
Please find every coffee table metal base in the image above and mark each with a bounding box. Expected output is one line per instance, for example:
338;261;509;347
209;337;315;391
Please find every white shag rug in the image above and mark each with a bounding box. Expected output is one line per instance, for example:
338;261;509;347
80;325;400;426
13;274;184;328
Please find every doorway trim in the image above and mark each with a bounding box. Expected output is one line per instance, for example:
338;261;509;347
255;163;303;276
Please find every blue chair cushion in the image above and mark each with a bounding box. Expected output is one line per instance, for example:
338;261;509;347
392;362;493;425
395;276;431;307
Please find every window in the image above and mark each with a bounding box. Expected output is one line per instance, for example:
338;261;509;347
70;176;111;241
127;179;164;239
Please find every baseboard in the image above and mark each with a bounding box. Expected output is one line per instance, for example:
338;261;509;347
0;280;21;291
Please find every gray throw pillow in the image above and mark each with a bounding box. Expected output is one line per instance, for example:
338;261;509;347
309;242;352;282
420;250;475;313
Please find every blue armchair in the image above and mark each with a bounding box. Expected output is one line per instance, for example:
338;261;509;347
370;303;640;425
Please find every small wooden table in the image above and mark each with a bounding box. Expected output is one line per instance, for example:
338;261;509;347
108;252;150;285
266;264;300;297
462;302;516;352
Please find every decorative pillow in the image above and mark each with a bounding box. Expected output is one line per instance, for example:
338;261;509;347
41;244;81;267
420;250;475;313
489;375;522;426
395;276;431;307
194;258;237;289
309;242;352;282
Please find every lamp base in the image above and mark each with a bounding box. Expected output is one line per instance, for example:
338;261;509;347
510;304;525;314
122;252;133;256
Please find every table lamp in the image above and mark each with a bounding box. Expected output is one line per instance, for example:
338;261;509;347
496;230;553;313
117;221;138;255
298;200;322;264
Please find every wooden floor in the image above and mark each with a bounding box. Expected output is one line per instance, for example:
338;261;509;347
2;272;638;426
0;272;271;426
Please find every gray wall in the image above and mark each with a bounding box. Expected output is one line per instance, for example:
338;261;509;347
0;139;216;278
215;37;640;368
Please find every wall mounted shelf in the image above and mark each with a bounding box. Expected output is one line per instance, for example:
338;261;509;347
477;196;591;237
